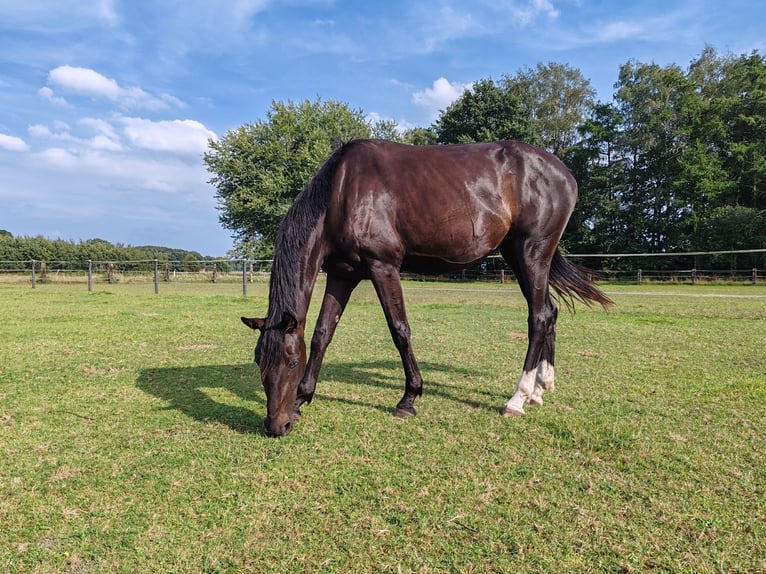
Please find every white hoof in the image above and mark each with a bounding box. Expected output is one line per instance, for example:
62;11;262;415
501;405;525;417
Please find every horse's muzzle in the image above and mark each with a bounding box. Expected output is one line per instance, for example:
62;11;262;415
263;416;293;438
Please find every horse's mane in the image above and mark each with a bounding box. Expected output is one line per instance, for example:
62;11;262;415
259;142;353;369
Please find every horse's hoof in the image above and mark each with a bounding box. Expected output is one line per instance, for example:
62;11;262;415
526;396;543;407
393;406;416;418
501;405;524;417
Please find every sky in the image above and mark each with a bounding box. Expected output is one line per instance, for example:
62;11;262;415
1;1;764;256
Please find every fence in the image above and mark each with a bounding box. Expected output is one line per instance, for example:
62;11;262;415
0;259;274;296
1;249;764;294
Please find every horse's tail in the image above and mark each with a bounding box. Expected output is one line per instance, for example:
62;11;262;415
549;249;614;311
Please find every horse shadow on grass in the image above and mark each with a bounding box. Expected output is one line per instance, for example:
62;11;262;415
136;360;500;434
136;363;267;435
317;361;500;414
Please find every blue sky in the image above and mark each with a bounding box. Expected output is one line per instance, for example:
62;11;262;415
1;0;764;256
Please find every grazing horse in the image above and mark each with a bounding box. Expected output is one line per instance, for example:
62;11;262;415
242;139;612;437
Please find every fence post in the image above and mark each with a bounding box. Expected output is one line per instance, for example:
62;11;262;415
500;269;505;284
637;269;642;285
31;259;36;288
691;268;697;285
88;260;93;292
154;259;159;294
754;268;758;285
242;260;248;297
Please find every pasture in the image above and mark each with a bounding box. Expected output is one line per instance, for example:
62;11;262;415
1;281;764;573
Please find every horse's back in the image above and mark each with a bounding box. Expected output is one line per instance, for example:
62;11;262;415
323;139;576;273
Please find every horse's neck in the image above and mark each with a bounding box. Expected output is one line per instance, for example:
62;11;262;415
268;217;326;326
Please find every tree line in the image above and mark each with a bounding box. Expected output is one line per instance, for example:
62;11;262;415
0;232;213;271
205;46;765;270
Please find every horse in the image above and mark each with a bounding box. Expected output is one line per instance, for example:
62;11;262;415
241;139;612;437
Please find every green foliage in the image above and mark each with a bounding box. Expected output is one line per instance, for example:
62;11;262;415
503;62;596;155
0;235;207;270
433;78;533;144
182;253;202;272
568;47;766;258
401;126;437;146
697;205;766;251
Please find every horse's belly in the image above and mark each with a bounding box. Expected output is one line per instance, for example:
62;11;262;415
399;209;510;267
401;254;486;275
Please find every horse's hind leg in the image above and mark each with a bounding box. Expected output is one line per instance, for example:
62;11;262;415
500;238;558;416
367;260;423;417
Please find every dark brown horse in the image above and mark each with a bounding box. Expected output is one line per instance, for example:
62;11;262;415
242;139;611;437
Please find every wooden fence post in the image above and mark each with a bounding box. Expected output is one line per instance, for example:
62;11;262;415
88;260;93;292
31;259;36;288
154;259;159;294
242;260;248;297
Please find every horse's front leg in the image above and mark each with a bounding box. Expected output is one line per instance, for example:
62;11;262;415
368;261;423;418
295;274;359;414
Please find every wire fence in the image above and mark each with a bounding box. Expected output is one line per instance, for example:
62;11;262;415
0;249;764;294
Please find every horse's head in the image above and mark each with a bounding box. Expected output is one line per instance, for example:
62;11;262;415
241;312;306;437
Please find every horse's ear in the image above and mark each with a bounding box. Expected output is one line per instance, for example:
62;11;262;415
241;317;265;331
282;311;298;334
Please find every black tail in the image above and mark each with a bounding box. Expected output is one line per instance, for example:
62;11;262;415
549;250;614;311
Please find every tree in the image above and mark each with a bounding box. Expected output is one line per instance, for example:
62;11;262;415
402;127;437;146
205;98;396;257
182;253;202;273
717;51;766;210
503;62;596;156
612;60;698;253
433;79;533;144
564;102;627;254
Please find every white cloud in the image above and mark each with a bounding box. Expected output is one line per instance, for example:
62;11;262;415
44;66;184;111
422;6;482;51
28;124;53;139
0;134;29;152
120;117;217;155
91;134;123;152
49;65;120;98
38;86;69;106
95;0;119;26
35;147;78;168
584;20;650;44
412;77;473;120
507;0;560;25
78;117;120;141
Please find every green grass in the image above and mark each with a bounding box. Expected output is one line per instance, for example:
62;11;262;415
1;281;764;573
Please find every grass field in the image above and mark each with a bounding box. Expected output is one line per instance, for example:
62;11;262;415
1;281;764;573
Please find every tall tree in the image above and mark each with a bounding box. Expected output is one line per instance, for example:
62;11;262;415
564;102;627;253
613;60;697;253
503;62;596;156
433;78;533;144
717;51;766;210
